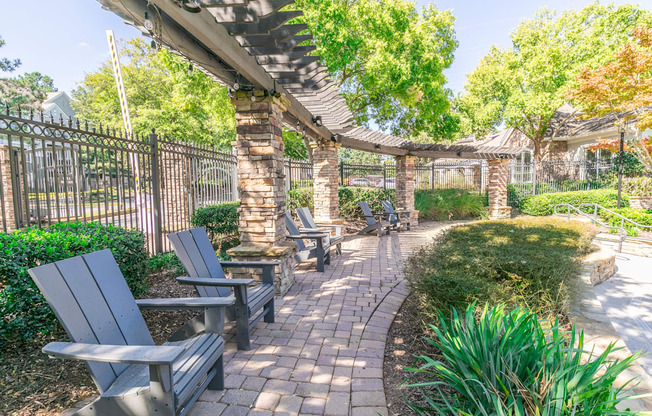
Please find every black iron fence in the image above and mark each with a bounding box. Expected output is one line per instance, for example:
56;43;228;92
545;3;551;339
0;107;626;250
0;107;237;253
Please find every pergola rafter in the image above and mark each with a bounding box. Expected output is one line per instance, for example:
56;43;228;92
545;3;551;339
97;0;521;159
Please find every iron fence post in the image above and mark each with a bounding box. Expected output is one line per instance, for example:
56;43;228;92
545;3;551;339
531;158;537;196
383;163;386;189
340;161;344;186
150;129;163;253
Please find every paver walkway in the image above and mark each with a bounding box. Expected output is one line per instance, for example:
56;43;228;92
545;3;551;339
594;253;652;378
189;222;454;416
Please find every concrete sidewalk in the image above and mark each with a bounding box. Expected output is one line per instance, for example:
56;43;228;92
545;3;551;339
595;253;652;378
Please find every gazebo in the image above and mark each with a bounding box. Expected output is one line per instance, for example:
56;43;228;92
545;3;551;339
97;0;522;293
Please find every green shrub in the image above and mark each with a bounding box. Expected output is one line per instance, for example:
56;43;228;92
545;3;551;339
414;189;487;221
191;202;240;257
620;176;652;197
404;217;595;320
600;207;652;236
405;304;639;415
147;252;185;275
288;186;395;221
520;189;628;216
507;180;611;208
0;222;148;346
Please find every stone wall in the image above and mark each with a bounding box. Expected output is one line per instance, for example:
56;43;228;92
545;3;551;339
486;158;511;220
630;196;652;210
395;155;418;225
0;145;19;231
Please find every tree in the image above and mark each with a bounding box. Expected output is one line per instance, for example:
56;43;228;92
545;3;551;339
0;72;55;108
0;36;20;73
458;3;652;159
294;0;458;140
570;26;652;172
72;38;235;149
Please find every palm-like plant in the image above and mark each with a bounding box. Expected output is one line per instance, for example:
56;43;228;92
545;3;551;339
405;304;641;415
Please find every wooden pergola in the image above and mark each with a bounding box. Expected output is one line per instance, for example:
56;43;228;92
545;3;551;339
97;0;520;293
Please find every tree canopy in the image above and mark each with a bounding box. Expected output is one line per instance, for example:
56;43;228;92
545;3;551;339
458;3;652;159
570;26;652;172
295;0;459;141
0;72;55;108
72;38;235;148
0;36;20;73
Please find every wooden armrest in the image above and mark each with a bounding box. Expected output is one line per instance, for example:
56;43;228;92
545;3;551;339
220;261;280;268
177;276;254;287
136;297;235;310
43;342;184;365
287;233;328;239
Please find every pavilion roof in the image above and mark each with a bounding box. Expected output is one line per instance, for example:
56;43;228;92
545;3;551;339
97;0;522;159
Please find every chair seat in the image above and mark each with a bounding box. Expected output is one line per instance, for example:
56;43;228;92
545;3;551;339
247;283;274;316
104;333;224;410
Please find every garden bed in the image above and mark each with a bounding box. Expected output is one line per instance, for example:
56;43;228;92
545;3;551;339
385;217;599;413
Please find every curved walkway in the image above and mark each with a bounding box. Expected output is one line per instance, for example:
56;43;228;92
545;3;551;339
595;253;652;378
190;222;454;416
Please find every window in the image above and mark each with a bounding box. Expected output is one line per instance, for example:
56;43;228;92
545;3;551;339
512;150;533;183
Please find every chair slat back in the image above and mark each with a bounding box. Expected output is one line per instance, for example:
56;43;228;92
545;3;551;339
28;249;153;393
359;202;375;225
168;228;231;298
296;207;317;229
285;211;306;251
381;200;397;222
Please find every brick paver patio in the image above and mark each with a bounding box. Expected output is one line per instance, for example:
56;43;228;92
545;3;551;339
189;222;453;416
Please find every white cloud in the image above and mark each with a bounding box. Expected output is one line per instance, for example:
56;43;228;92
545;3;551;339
78;42;90;48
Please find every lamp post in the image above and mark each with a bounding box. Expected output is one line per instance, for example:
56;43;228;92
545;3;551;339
617;123;626;208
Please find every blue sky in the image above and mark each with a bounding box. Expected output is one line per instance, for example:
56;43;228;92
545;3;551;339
1;0;652;98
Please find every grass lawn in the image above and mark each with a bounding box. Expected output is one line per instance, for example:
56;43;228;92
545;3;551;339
404;217;597;321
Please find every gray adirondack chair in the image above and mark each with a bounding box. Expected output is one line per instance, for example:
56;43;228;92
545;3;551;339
168;227;276;351
28;249;233;416
296;206;343;255
358;201;391;236
285;210;331;272
381;200;411;231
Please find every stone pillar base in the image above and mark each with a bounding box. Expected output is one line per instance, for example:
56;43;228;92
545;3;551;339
486;206;512;220
227;243;296;296
312;217;345;225
409;210;419;226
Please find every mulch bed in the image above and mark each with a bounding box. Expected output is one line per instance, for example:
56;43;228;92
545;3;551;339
383;293;443;415
0;270;195;416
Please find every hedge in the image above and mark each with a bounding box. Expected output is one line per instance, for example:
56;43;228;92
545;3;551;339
0;222;148;346
415;189;487;221
520;189;628;216
599;208;652;236
190;202;240;258
287;187;395;220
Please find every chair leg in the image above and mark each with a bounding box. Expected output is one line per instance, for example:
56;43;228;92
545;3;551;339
325;249;331;265
264;298;275;323
235;302;251;351
336;243;342;255
208;355;224;390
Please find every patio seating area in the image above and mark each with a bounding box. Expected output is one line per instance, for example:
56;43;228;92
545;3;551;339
179;222;451;416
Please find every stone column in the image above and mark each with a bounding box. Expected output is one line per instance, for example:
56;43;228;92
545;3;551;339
311;140;343;224
227;90;296;295
0;145;19;232
395;155;418;225
487;158;512;220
